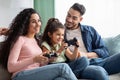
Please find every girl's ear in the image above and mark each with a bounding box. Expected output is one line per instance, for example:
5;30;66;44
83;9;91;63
48;32;51;38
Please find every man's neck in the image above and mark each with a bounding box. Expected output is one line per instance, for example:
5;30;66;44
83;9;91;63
67;25;79;30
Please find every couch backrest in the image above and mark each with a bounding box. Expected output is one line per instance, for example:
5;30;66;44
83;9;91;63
103;34;120;56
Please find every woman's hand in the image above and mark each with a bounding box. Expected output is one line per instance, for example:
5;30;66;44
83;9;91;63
49;57;57;63
33;55;49;65
42;52;58;63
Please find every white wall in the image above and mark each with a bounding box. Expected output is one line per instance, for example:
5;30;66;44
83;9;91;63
0;0;33;41
55;0;120;37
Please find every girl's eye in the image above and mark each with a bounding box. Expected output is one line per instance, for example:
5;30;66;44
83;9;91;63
32;21;35;23
57;34;60;36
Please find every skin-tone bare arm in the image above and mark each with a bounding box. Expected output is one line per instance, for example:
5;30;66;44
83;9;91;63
80;52;99;58
56;41;80;61
65;46;79;60
41;41;80;62
64;41;80;60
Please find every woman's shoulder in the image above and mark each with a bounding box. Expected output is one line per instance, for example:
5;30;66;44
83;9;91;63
16;36;26;43
19;36;32;40
18;36;25;40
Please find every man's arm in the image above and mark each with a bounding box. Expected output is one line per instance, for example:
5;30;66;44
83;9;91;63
81;25;109;58
89;26;109;58
80;52;98;58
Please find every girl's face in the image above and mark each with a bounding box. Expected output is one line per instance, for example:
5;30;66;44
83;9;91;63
28;13;41;35
49;28;65;45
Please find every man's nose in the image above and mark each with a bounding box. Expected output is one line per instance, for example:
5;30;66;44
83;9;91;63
67;17;73;22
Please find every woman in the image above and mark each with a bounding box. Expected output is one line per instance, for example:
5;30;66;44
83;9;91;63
0;8;77;80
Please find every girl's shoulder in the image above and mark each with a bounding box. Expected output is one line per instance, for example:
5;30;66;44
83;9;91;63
41;41;49;46
41;41;51;50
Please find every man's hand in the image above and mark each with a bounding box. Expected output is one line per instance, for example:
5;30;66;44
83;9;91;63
0;28;9;36
79;52;99;58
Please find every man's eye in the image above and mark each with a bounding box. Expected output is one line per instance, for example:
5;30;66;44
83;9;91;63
67;15;71;17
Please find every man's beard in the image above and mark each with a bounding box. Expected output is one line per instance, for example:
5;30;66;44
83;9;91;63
65;22;77;30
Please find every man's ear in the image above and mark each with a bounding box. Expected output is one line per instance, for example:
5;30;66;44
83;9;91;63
80;17;83;22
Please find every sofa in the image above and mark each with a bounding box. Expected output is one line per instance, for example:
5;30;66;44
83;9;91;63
0;34;120;80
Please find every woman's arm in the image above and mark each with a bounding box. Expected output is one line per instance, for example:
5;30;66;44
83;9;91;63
7;37;34;73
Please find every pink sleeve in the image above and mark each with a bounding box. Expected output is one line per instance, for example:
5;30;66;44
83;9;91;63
7;36;34;73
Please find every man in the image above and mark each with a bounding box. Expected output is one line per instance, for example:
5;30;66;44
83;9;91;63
64;2;120;79
0;28;9;36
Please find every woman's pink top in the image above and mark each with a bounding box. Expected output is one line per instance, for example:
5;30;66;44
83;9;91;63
7;36;43;77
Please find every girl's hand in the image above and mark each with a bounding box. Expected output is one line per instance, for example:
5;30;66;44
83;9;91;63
57;41;68;54
75;40;80;48
60;41;68;50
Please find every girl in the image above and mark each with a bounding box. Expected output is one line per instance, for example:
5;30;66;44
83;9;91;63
41;18;109;80
0;8;77;80
41;18;89;78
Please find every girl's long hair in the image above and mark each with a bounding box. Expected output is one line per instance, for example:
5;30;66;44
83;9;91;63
0;8;41;69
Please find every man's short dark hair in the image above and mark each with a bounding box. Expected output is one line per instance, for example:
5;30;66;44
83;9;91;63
71;3;86;16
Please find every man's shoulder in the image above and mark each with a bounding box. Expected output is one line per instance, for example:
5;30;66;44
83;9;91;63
81;24;94;28
80;24;95;31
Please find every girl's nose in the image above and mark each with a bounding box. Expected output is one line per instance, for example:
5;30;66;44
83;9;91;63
60;36;64;40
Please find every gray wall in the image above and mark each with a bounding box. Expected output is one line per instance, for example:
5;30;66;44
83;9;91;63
0;0;33;41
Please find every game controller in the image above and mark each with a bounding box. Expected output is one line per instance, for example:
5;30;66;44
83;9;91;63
65;37;79;47
43;52;58;58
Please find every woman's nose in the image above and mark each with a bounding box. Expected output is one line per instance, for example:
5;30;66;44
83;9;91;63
37;22;41;27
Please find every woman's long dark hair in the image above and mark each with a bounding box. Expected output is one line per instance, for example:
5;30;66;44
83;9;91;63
0;8;41;69
42;18;65;46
